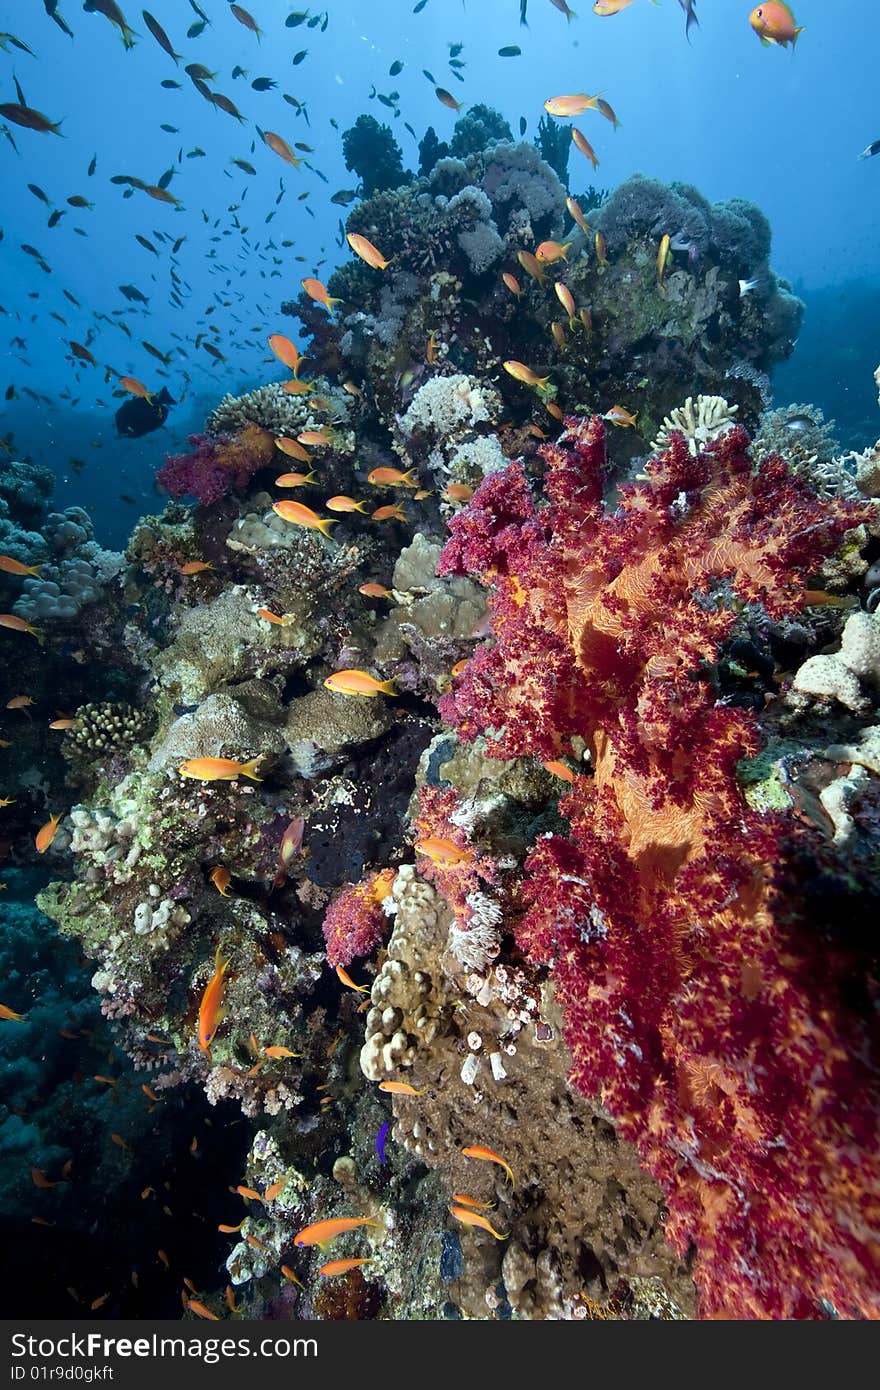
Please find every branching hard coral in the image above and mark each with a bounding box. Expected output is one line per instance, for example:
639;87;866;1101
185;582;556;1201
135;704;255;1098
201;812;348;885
651;394;739;457
322;868;396;970
438;415;880;1319
157;425;277;506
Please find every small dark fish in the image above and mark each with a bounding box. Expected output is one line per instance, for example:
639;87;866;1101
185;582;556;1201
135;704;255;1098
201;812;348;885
63;288;80;305
232;64;248;78
519;116;527;135
422;68;436;82
413;0;429;11
186;19;206;37
160;123;179;133
331;188;357;206
858;139;880;161
82;1;138;51
389;60;403;76
5;385;17;400
186;147;206;158
784;416;816;433
376;1121;390;1167
67;194;93;208
160;79;181;88
211;92;245;121
47;209;65;227
135;233;159;254
520;0;528;24
142;10;181;63
28;183;51;204
157;166;174;189
143;340;172;365
251;77;277;91
285;10;309;26
188;0;210;22
292;49;307;64
118;283;149;304
43;2;74;39
0;33;37;56
678;0;699;41
185;61;215;81
498;45;521;57
172;235;186;253
0;103;62;135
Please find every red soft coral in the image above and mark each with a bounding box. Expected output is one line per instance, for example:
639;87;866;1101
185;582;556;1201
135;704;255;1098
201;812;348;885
322;868;396;969
439;415;880;1319
157;423;276;505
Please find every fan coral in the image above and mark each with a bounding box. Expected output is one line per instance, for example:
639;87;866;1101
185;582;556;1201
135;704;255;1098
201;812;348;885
323;868;397;970
438;415;880;1319
157;424;277;506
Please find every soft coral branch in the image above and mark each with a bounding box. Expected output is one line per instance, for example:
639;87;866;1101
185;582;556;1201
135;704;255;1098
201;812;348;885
439;415;880;1319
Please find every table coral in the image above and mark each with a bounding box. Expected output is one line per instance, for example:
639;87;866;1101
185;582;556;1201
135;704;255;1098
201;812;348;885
437;414;880;1319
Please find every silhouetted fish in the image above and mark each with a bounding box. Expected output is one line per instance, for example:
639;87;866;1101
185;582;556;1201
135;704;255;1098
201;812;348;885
115;385;174;437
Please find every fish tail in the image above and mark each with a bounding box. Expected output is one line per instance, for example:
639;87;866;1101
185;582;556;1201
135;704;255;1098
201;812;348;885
316;518;337;538
241;757;264;781
378;679;398;697
792;26;804;44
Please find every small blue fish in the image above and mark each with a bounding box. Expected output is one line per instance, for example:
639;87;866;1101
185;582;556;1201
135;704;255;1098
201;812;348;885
376;1120;390;1166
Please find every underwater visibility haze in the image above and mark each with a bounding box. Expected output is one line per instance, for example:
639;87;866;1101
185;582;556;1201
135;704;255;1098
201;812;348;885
1;0;879;1324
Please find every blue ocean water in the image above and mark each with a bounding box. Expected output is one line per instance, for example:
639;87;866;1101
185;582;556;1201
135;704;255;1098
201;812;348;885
1;1;877;544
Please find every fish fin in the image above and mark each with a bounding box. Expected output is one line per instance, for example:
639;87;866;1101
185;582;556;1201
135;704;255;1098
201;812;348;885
317;518;337;538
241;757;264;781
378;680;398;697
792;26;804;44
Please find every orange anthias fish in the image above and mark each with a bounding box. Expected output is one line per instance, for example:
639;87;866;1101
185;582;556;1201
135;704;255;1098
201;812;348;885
262;132;301;168
555;282;577;326
503;360;550;389
197;946;231;1054
594;231;609;267
178;757;263;782
273;814;305;888
596;98;621;130
230;3;262;38
371;504;407;522
301;277;342;313
377;1081;426;1096
179;561;213;575
415;836;474;866
535;240;572;264
593;0;639;15
0;555;41;577
267;334;302;375
297;427;335;447
49;719;76;731
502;272;522;298
35;812;63;854
210;866;232;897
275;436;312;464
544;94;600;117
275;471;317;488
358;582;393;598
257;609;295;626
335;965;370;993
119;376;153;400
0;1004;25;1022
272;500;336;538
0;614;42;640
280;379;314;396
749;3;804;47
186;1298;219;1321
449;1206;509;1240
461;1144;515;1185
367;467;418;488
451;1194;496;1210
323;670;397;697
293;1216;382;1248
543;759;576;783
566;196;591;235
327;496;367;514
516;250;548;284
264;1046;299;1060
603;404;638;428
319;1258;371;1277
7;695;34;708
347;233;391;270
572;128;600;169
